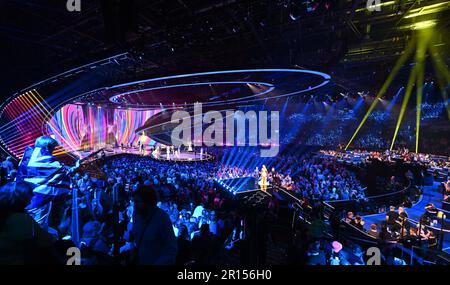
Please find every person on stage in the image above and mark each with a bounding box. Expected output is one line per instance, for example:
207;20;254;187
258;165;269;192
139;140;145;155
155;146;160;159
15;136;80;232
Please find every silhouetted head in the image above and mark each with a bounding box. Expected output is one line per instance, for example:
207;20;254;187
132;185;158;216
35;136;59;152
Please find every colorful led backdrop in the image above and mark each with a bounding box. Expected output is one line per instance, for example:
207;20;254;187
47;104;159;153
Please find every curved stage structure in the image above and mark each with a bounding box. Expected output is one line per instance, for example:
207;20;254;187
0;53;330;160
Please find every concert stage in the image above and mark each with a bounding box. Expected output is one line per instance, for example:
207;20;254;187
216;176;272;195
216;177;272;208
151;150;213;162
76;147;214;162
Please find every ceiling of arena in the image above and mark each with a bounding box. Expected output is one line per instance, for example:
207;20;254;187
1;0;449;99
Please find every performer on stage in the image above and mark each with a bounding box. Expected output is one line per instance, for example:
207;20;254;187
16;136;80;231
139;140;145;155
254;166;259;179
258;165;269;192
155;146;160;159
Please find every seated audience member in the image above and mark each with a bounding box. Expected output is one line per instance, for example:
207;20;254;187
379;222;392;241
398;207;408;218
384;249;407;265
427;230;438;249
354;216;365;231
0;182;55;264
350;246;365;265
419;204;438;228
444;193;450;203
80;221;111;262
443;178;450;195
192;204;205;219
419;212;432;227
408;227;418;239
328;241;349;265
424;203;438;218
306;241;326;265
368;223;379;239
345;212;355;224
132;185;177;265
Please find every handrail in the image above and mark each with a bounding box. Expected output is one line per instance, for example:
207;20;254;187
340;219;399;244
411;246;450;264
323;201;335;210
326;177;412;204
275;186;303;205
406;217;450;233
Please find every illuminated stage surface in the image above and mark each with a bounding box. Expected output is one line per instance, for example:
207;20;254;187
76;147;214;162
216;177;273;208
216;176;310;210
150;150;213;162
217;176;272;195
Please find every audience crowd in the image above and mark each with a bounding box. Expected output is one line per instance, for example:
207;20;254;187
0;141;448;265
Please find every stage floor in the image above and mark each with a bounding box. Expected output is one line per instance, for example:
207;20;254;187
76;147;213;162
151;151;213;162
77;147;145;158
216;176;272;195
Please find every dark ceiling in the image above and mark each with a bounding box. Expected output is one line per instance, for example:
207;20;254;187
1;0;449;100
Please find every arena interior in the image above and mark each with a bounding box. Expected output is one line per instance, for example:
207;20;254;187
0;0;449;271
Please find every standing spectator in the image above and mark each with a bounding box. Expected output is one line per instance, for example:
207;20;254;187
16;136;79;230
386;206;399;226
132;185;177;265
2;157;15;176
0;182;55;264
192;224;215;265
176;225;192;265
306;241;326;265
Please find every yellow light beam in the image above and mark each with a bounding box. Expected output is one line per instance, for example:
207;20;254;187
414;29;431;153
428;44;450;83
433;68;450;120
429;36;450;120
345;38;416;150
391;67;417;150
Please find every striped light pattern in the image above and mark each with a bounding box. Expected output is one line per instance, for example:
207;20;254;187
0;90;51;158
47;104;159;153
